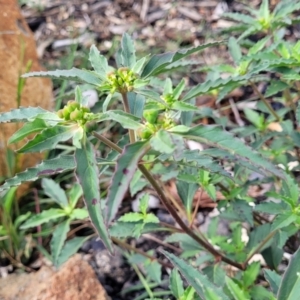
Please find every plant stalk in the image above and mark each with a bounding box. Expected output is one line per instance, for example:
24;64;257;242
244;230;277;266
93;130;245;270
249;81;280;122
121;92;136;143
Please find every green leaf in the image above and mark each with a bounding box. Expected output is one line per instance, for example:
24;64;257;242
176;180;198;218
255;201;288;214
68;183;83;208
248;36;270;55
264;269;281;295
226;277;250;300
182;77;249;102
243;262;260;288
173;78;185;100
75;140;113;253
172;101;199;111
265;80;289;98
145;260;162;283
50;220;71;267
88;45;108;80
144;213;159;223
74;86;88;107
259;0;270;20
106;110;141;130
22;68;102;86
277;246;300;300
70;208;88;220
119;33;136;68
272;213;297;231
18;125;78;153
8;119;48;144
20;208;66;229
128;92;145;118
141;41;221;77
222;12;256;25
56;236;90;267
106;141;150;223
41;178;68;207
0;155;76;192
132;56;148;74
281;174;299;208
228;37;242;64
171;124;285;179
0;107;48;123
161;250;230;300
119;212;144;222
150;130;175;154
169;269;184;299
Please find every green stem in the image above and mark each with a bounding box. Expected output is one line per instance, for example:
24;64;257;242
132;263;153;298
93;132;245;270
121;92;136;143
249;81;280;122
244;230;277;266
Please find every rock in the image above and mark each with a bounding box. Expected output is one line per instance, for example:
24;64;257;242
0;0;52;180
0;254;111;300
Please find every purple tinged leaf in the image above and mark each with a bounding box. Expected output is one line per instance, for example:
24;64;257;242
0;155;75;192
75;140;113;253
106;141;150;223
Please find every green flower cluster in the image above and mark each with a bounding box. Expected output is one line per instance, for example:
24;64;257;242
105;67;138;93
138;111;175;139
57;101;90;124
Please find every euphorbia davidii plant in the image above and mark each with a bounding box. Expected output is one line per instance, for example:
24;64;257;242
1;26;300;298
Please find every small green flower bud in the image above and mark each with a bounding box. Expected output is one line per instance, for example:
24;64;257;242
70;109;83;121
63;106;71;120
143;110;158;124
57;109;64;119
138;127;152;140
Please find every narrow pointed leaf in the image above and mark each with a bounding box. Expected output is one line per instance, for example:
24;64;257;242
226;277;250;300
169;269;184;299
264;269;281;295
89;45;108;80
141;41;222;77
18;125;77;153
41;178;68;207
171;125;285;179
277;246;300;300
120;33;136;68
150;130;175;154
222;12;256;24
107;110;141;129
128;92;145;118
56;236;90;267
75;140;113;252
51;220;71;267
0;155;75;192
8;118;48;144
22;68;102;86
162;250;230;300
172;101;199;111
20;208;66;229
228;37;242;64
106;141;150;223
0;107;47;123
182;77;249;102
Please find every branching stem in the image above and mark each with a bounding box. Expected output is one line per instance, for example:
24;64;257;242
93;130;245;270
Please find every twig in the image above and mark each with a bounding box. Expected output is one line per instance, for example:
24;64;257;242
190;188;203;227
249;81;280;122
